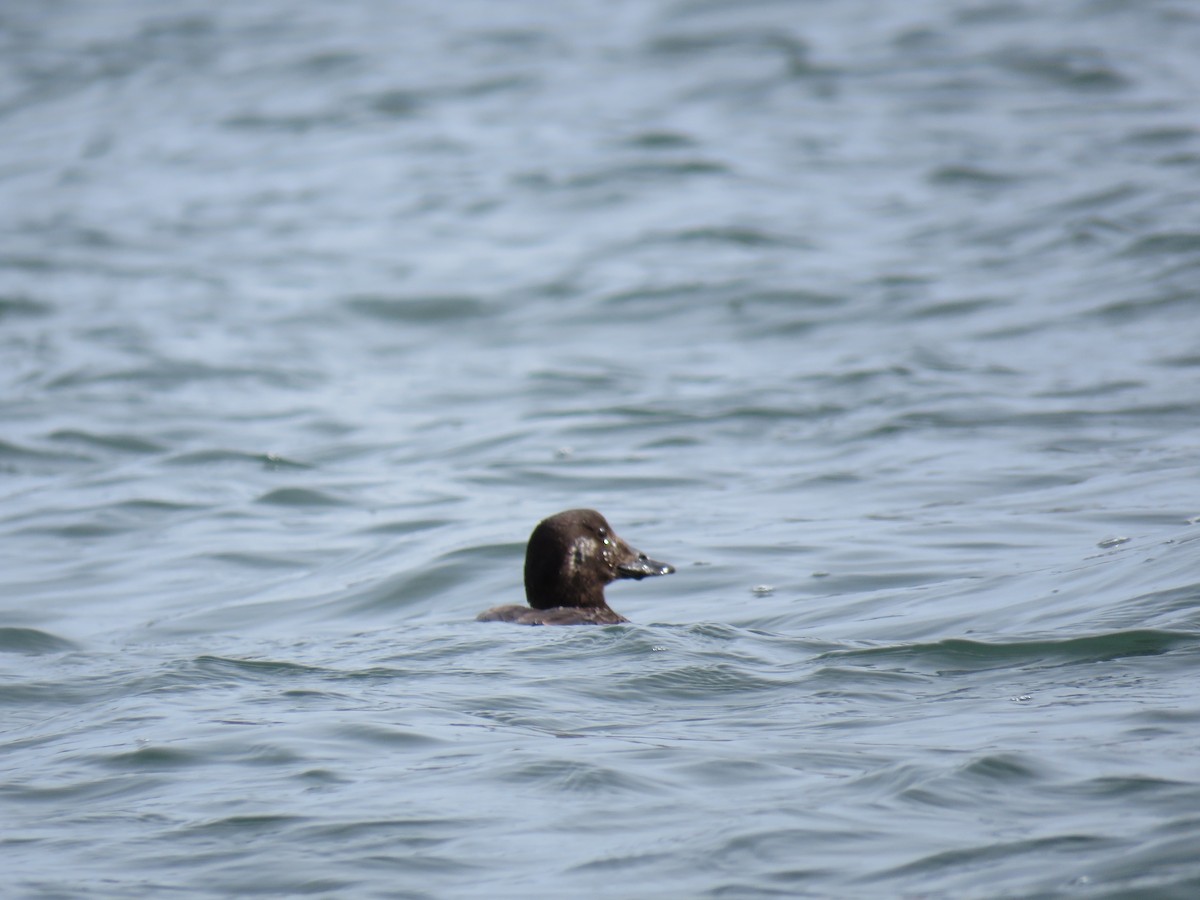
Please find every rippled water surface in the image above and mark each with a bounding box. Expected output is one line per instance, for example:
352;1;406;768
4;0;1200;897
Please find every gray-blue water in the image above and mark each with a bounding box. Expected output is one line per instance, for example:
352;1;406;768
3;1;1200;896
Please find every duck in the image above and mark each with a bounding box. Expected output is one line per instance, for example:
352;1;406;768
476;509;674;625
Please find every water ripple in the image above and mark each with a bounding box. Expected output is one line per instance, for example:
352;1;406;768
0;627;77;656
4;0;1200;896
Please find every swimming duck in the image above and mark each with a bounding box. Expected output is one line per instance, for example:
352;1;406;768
476;509;674;625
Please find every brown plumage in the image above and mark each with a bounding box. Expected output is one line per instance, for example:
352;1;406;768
476;509;674;626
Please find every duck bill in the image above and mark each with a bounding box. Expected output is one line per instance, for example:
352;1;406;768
616;550;675;580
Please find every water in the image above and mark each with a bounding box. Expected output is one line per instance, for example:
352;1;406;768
3;0;1200;896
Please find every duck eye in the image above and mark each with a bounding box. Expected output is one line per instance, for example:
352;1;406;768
597;527;608;543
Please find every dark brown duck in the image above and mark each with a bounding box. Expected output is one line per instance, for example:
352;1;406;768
476;509;674;625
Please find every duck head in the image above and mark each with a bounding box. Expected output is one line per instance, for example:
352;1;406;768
523;509;674;611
